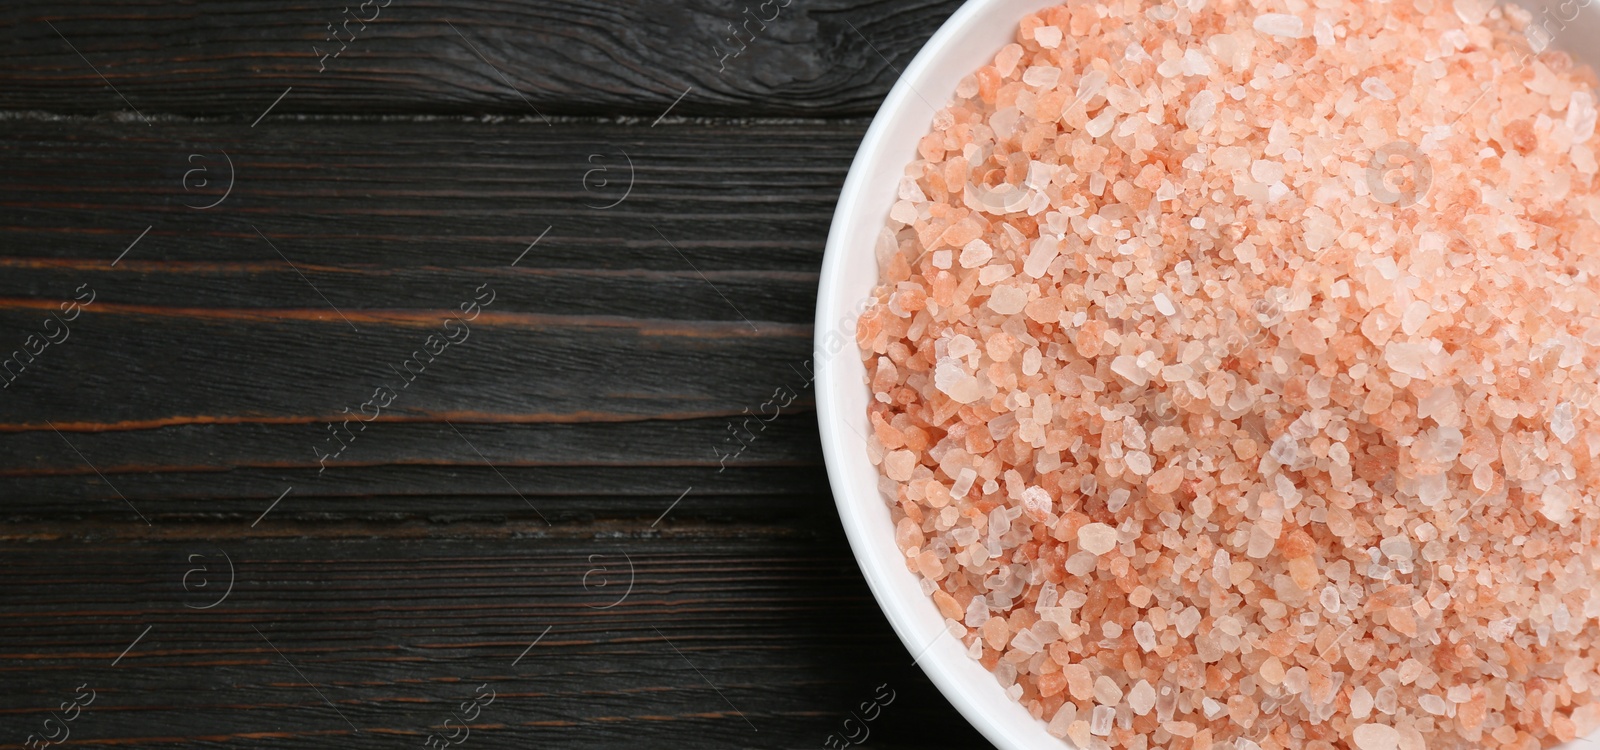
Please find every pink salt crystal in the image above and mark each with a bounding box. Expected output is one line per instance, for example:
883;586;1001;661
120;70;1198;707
883;449;917;481
1066;720;1092;748
1046;702;1077;738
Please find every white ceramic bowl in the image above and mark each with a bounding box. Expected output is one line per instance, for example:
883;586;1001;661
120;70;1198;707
815;2;1600;748
815;1;1062;747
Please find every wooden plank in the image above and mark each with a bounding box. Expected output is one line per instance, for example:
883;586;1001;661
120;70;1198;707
0;119;873;523
0;119;860;273
0;0;960;118
0;534;988;748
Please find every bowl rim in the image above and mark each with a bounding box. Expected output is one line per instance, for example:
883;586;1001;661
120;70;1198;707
815;0;1066;747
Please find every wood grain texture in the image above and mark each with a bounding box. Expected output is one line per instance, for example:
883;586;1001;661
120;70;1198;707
0;0;960;118
0;534;985;748
0;119;872;524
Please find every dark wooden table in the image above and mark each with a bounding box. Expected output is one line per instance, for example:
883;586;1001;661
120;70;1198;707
0;2;994;748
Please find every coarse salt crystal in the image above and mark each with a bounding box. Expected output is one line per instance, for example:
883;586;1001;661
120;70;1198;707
959;239;992;268
1034;25;1062;49
1078;523;1117;555
1362;77;1396;101
1022;66;1062;89
1253;13;1306;38
988;285;1028;315
1353;723;1401;750
1153;293;1176;316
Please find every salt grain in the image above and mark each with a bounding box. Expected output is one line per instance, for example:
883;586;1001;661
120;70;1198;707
1253;13;1306;38
1353;723;1401;750
1361;76;1396;101
1078;522;1117;555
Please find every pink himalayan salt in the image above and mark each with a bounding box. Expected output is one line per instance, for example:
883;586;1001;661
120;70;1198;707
858;0;1600;749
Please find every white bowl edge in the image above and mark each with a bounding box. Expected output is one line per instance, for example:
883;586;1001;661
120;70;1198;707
816;0;1065;747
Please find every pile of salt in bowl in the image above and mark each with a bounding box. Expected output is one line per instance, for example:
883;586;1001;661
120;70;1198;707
855;0;1600;749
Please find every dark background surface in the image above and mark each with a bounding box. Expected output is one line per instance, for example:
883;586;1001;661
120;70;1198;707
0;1;996;748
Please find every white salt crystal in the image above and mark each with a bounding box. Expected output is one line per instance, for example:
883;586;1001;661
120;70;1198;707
1542;484;1574;523
1078;522;1118;555
1174;606;1201;637
1250;160;1285;183
1090;705;1115;735
1129;680;1156;715
1454;0;1494;25
1384;342;1431;378
1362;77;1396;101
1400;300;1430;335
1419;694;1447;715
1024;236;1060;278
1076;70;1108;104
948;334;977;358
1353;723;1401;750
1352;687;1374;718
1153;293;1176;316
1314;18;1335;45
1026;161;1056;190
1570;91;1598;144
960;239;993;268
931;249;952;269
1086;108;1117;138
1023;66;1062;89
1552;402;1577;444
1415;472;1448;506
934;357;984;404
1034;25;1063;49
965;595;989;627
1110;355;1150;386
1022;486;1053;516
1133;621;1157;652
1253;13;1306;38
897;176;926;202
1182;48;1214;77
988;285;1028;315
1320;586;1342;613
1011;628;1043;654
1187;90;1218;130
1093;675;1123;704
951;467;977;498
1268;434;1299;464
